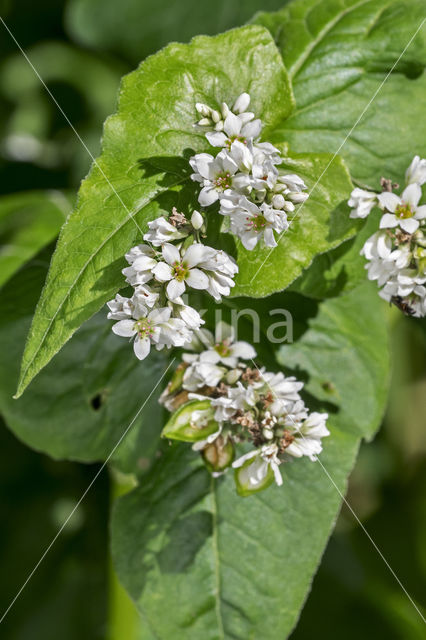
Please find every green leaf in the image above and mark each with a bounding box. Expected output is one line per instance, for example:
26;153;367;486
289;210;380;298
111;283;390;638
15;25;293;397
231;150;357;297
0;249;170;472
0;190;70;287
254;0;426;186
66;0;290;63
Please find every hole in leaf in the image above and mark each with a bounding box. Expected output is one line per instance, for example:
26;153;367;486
90;393;103;411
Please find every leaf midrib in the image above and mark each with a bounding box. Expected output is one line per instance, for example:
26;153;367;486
289;0;377;79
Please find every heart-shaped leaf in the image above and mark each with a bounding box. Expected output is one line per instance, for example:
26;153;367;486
15;25;294;398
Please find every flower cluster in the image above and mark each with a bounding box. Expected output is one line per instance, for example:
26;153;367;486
348;156;426;317
107;208;238;359
160;322;329;496
191;93;309;250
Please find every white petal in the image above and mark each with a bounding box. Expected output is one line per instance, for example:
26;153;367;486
271;463;283;486
152;262;173;281
400;218;419;233
134;336;151;360
401;183;421;207
131;255;157;271
231;341;257;359
205;131;227;147
232;92;250;113
415;204;426;219
379;213;398;229
241;231;259;251
242;119;262;139
162;242;180;265
378;192;400;213
189;153;214;178
232;450;258;468
223;112;242;137
166;278;186;299
199;186;219;206
186;268;210;290
184;243;210;268
149;307;171;323
112;319;135;337
199;350;221;364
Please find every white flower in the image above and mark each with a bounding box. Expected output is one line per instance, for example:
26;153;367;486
361;231;410;286
111;307;188;360
233;443;283;488
182;356;227;391
221;195;288;250
205;111;262;149
196;248;238;301
227;140;255;174
196;321;256;367
348;187;378;219
251;141;282;171
380;269;426;300
152;242;212;300
260;371;304;416
274;174;309;205
405;155;426;186
378;184;426;234
107;285;159;321
168;297;204;331
195;93;257;138
190;149;250;206
107;293;134;320
122;244;157;286
285;412;329;461
211;381;257;422
143;216;187;246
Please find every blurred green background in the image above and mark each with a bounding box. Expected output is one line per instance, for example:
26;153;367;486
0;0;425;638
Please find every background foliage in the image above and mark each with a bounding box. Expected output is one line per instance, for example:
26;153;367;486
0;0;425;638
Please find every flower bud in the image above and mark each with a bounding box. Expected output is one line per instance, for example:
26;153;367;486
233;92;250;114
288;192;309;204
195;103;211;117
221;102;230;118
197;118;211;127
272;194;286;209
262;427;274;440
191;210;204;230
211;110;221;123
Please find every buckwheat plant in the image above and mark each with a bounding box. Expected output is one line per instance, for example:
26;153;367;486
348;155;426;317
107;93;323;495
